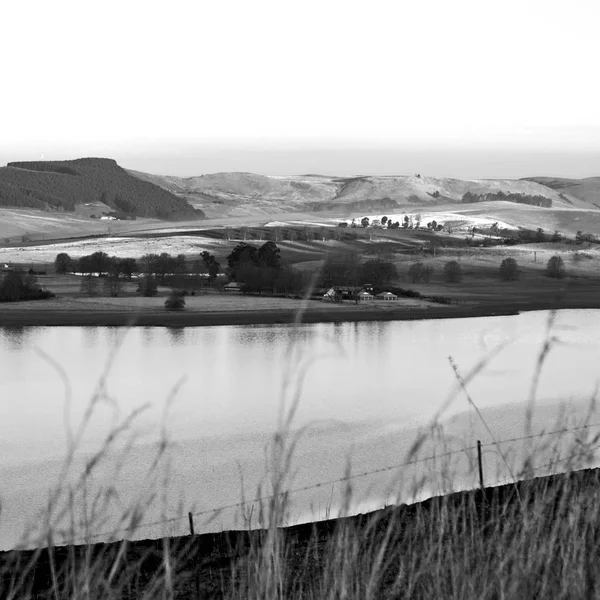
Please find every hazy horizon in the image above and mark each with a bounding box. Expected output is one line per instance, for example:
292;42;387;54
2;141;600;181
2;1;599;182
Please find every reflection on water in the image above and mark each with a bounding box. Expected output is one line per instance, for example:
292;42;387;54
0;327;34;351
1;310;599;458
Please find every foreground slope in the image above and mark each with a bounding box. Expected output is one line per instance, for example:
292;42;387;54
0;158;205;220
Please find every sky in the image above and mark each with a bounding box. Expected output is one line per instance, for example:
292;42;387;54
1;0;599;178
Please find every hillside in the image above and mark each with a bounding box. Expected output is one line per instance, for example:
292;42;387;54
128;170;587;218
0;159;205;220
524;176;600;208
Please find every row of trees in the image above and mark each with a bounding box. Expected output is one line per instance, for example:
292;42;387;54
339;216;444;231
404;255;568;284
55;250;222;297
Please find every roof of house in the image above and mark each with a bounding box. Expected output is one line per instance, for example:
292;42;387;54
224;282;243;288
377;291;398;297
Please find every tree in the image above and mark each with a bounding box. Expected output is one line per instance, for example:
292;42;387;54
576;231;584;244
536;228;545;243
444;260;462;283
360;258;397;285
258;241;282;270
156;253;175;284
103;258;122;296
137;275;158;296
54;253;74;274
165;290;186;311
227;242;259;280
200;251;220;283
78;255;93;275
140;253;160;276
320;251;361;289
361;217;370;228
499;257;519;281
546;255;566;279
89;251;110;275
381;216;388;226
118;257;138;279
551;230;562;243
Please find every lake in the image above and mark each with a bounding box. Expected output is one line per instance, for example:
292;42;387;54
1;310;600;550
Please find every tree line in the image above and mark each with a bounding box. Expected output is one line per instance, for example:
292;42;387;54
462;191;553;208
55;250;222;297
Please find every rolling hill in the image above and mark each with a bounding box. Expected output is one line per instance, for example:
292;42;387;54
0;158;205;220
523;176;600;209
128;170;591;218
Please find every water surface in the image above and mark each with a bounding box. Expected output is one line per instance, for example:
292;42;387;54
1;310;599;549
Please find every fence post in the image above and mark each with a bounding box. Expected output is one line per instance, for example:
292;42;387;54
188;512;195;536
477;440;485;490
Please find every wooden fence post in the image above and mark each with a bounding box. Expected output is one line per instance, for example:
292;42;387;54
477;440;485;490
188;512;195;536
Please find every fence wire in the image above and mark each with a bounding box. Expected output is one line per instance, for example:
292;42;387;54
68;421;600;544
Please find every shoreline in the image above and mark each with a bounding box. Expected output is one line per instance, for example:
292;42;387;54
1;298;600;327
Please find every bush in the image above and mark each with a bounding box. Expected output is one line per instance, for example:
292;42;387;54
546;255;566;279
443;260;462;283
499;257;519;281
164;290;186;311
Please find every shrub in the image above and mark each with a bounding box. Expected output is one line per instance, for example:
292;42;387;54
443;260;462;283
164;290;186;311
546;255;566;279
499;257;519;281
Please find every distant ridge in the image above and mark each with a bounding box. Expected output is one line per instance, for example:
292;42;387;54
0;158;205;220
128;169;593;218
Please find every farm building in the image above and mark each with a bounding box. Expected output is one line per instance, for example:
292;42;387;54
356;290;374;301
376;291;398;301
224;282;244;293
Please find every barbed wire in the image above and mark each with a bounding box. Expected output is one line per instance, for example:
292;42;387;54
66;421;600;545
480;421;600;448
